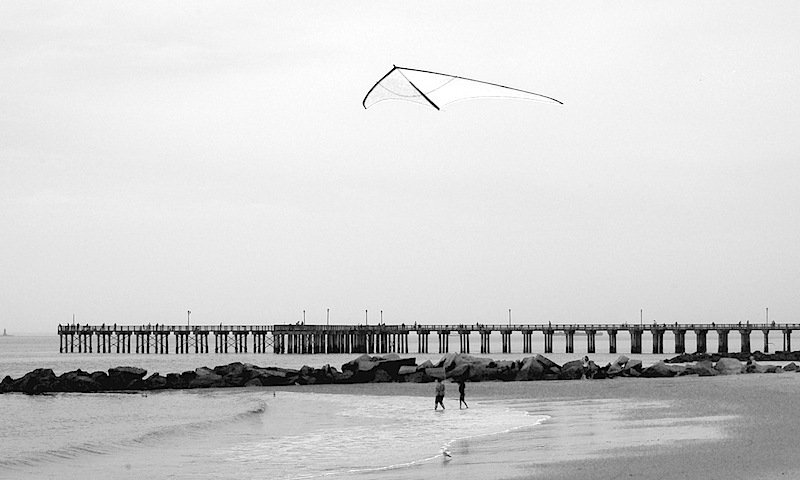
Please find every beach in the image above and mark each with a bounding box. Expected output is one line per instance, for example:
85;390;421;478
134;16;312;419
3;335;800;480
291;374;800;480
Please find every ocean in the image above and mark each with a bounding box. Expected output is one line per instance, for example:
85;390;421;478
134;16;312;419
0;334;734;480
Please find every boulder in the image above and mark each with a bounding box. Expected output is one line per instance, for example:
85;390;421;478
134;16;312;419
438;353;492;373
516;356;545;381
0;375;14;393
296;365;338;385
107;366;147;390
165;372;188;389
783;362;798;372
535;355;561;375
606;363;623;377
592;362;610;379
248;367;299;386
447;363;471;380
642;361;685;378
213;362;251;387
622;359;643;376
373;356;416;380
690;360;718;376
559;360;584;380
188;367;224;388
341;354;415;382
417;359;435;371
15;368;58;394
58;370;103;392
144;373;167;390
341;354;380;373
714;358;743;375
425;367;446;380
744;362;769;374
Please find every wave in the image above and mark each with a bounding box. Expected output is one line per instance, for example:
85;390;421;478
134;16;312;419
286;408;551;480
0;392;268;470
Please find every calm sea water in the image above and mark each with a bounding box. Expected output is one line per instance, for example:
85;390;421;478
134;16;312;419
0;335;732;480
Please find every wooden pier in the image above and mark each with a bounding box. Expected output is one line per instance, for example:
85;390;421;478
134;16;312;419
57;323;800;355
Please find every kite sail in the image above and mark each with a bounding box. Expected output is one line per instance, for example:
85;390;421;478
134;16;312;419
362;65;563;110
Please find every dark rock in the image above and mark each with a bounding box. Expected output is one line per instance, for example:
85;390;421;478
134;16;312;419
249;367;299;386
1;375;13;393
144;373;167;390
642;361;685;378
58;370;102;392
165;373;188;389
447;363;471;381
622;359;643;376
107;366;147;390
189;367;224;388
559;360;584;380
341;354;415;382
606;363;623;377
592;363;610;379
214;362;251;387
15;368;58;394
417;359;435;370
783;362;797;372
516;356;545;381
535;355;561;375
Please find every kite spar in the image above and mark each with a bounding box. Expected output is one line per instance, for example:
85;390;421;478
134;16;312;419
362;66;563;110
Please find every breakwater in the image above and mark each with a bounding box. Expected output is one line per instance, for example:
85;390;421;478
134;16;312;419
4;350;800;395
58;322;800;355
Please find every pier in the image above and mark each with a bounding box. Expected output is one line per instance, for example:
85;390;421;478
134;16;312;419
57;323;800;356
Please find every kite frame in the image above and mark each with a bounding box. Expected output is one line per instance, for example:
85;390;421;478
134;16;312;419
362;65;563;109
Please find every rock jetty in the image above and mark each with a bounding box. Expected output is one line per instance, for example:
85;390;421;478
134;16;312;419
2;352;799;395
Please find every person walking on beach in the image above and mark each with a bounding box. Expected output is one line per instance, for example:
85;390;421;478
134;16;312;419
434;378;446;410
458;380;468;409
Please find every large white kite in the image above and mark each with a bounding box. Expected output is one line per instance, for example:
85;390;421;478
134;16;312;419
363;65;563;110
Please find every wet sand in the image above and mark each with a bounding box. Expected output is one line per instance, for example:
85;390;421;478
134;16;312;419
293;372;800;479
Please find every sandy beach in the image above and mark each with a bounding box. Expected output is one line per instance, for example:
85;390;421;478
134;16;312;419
290;373;800;480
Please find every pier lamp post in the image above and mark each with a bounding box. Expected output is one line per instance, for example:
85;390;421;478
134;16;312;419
187;310;191;326
508;309;512;326
365;309;368;326
327;308;330;327
303;310;306;325
381;310;383;325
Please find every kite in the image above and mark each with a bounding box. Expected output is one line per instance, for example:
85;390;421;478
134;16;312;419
362;65;563;110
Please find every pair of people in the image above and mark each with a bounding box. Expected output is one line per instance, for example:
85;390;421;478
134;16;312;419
434;378;468;410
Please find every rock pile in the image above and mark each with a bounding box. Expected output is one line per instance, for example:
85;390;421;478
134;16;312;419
2;352;798;395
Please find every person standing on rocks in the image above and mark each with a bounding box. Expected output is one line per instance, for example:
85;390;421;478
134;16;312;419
458;380;468;409
434;378;446;410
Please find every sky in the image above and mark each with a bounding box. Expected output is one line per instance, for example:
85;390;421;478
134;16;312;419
2;1;799;334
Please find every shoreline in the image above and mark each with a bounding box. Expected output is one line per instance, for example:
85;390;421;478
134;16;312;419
281;375;800;480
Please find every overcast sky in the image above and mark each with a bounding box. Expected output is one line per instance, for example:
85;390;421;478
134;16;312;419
2;1;799;334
